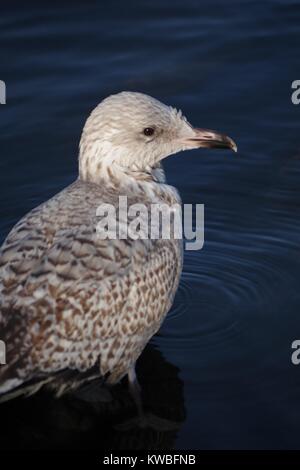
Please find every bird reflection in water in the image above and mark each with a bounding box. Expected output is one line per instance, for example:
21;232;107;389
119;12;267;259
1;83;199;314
0;345;185;450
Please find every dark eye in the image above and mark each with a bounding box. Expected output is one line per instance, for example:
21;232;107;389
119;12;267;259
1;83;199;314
143;127;155;136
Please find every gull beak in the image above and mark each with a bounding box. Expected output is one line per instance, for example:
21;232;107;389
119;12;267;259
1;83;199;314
185;128;237;153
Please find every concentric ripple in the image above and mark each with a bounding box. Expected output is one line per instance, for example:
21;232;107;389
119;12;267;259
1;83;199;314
156;217;300;349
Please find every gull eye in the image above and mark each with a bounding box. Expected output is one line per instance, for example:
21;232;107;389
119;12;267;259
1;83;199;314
143;127;155;137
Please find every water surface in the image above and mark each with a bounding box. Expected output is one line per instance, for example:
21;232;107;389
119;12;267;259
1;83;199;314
1;0;300;450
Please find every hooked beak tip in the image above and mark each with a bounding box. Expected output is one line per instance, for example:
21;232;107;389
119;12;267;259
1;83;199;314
230;139;238;153
187;128;238;154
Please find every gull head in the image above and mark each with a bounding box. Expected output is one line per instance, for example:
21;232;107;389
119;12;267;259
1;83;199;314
79;91;237;182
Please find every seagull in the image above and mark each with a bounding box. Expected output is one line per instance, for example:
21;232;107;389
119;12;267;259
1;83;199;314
0;92;236;416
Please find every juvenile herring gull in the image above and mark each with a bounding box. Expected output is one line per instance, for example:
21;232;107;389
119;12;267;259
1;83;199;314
0;92;236;411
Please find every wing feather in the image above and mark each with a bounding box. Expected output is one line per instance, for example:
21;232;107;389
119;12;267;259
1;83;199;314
0;181;182;390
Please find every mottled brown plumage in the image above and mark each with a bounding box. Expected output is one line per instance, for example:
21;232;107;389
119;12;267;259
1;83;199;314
0;92;236;400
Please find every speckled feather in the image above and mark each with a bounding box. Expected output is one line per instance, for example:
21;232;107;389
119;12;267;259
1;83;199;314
0;111;185;396
0;91;233;398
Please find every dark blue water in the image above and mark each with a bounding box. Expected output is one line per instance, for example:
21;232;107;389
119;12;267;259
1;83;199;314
1;0;300;450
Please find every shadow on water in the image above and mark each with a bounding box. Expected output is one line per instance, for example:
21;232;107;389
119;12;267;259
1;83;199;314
0;346;185;450
1;0;300;450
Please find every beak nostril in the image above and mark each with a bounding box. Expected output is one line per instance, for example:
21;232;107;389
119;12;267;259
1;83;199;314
186;128;237;153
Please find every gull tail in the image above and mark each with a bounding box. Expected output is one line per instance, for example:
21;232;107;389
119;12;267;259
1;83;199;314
0;358;54;403
0;376;53;404
0;364;104;403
